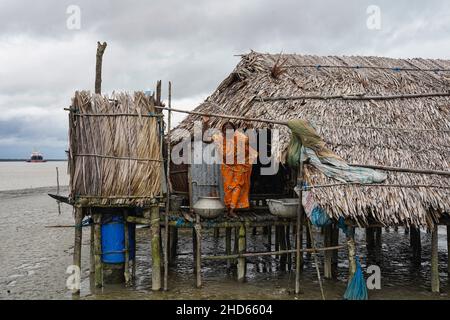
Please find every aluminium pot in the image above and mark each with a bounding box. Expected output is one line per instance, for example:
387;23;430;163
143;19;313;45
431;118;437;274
267;198;299;218
193;196;225;219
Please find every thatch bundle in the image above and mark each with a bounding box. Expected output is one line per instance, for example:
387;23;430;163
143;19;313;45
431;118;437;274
172;52;450;227
69;91;162;206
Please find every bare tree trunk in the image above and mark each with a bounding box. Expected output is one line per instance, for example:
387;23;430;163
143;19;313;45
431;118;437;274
95;42;107;94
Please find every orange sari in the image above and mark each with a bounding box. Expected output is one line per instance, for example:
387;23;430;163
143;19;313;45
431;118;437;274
212;131;257;210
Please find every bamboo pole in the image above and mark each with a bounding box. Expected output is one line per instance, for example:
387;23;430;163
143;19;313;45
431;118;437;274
225;227;232;269
279;226;287;271
257;91;450;102
324;224;332;279
203;245;344;260
295;162;304;294
95;42;107;94
347;228;357;277
447;226;450;277
163;82;172;292
431;224;439;293
90;214;95;275
237;224;247;282
73;208;83;295
195;214;202;288
307;221;325;300
150;205;161;291
286;225;292;271
331;224;339;279
93;213;103;288
124;211;130;286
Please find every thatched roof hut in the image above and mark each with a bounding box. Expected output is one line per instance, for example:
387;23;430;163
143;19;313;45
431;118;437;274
172;51;450;228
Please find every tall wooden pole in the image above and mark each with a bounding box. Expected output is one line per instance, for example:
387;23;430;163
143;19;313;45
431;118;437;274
447;225;450;277
93;213;103;288
73;207;83;295
150;205;161;291
295;161;304;294
324;224;333;279
163;82;172;291
237;224;247;282
95;42;107;94
124;211;130;286
431;224;439;293
195;214;202;288
225;227;232;269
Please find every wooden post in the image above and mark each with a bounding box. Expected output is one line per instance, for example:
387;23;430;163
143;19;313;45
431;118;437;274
366;227;375;250
73;207;83;295
169;226;178;264
90;212;95;275
195;214;202;288
279;226;287;271
375;227;382;250
237;224;247;282
124;211;130;286
95;42;107;94
267;226;272;252
163;81;172;292
275;226;280;257
214;228;220;238
447;225;450;277
306;224;312;259
193;227;198;273
410;226;422;262
431;224;439;293
331;224;339;279
347;227;357;278
295;161;305;294
225;227;232;269
233;227;239;265
324;224;332;279
150;205;161;291
93;213;103;288
286;225;292;271
132;227;137;280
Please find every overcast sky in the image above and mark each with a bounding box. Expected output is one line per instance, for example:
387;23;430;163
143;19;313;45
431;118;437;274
0;0;449;158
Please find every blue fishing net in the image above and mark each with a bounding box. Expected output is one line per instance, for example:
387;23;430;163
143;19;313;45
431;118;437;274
344;257;368;300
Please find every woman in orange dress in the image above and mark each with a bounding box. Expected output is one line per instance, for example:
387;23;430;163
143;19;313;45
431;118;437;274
203;117;257;218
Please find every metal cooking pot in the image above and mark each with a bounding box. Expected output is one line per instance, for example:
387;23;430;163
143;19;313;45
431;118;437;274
267;198;299;218
193;196;225;219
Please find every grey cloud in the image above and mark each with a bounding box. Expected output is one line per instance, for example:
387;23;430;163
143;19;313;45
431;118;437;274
1;0;449;158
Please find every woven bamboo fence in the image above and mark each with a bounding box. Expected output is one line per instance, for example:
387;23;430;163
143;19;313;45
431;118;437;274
68;91;162;206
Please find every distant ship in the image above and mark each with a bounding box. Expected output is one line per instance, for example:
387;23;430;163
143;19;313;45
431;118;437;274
27;151;47;163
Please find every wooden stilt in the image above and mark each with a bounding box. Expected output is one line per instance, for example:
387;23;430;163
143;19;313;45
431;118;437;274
214;228;220;238
279;226;287;271
195;214;202;288
286;225;292;271
275;226;280;258
90;212;95;275
267;226;272;252
193;227;197;273
295;161;305;294
447;225;450;277
252;227;257;236
169;226;178;264
331;224;339;279
306;225;312;259
324;224;332;279
225;227;232;269
347;227;357;278
237;224;247;282
366;227;375;250
410;226;422;261
431;224;439;293
132;226;137;280
93;213;103;288
150;205;161;291
375;227;382;249
124;211;130;286
233;227;239;265
73;207;83;295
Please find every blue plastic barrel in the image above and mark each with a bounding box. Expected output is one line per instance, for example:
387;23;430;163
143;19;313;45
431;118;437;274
101;215;135;264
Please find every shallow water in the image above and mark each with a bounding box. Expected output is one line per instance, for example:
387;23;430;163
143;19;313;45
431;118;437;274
0;162;449;300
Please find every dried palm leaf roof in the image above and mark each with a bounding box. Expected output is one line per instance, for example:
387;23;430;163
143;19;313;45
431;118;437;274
172;51;450;227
